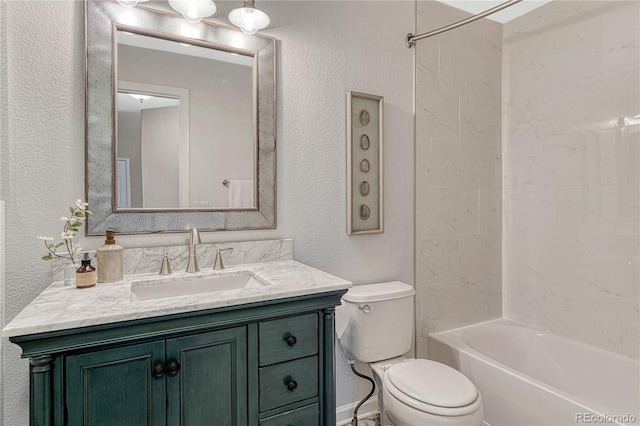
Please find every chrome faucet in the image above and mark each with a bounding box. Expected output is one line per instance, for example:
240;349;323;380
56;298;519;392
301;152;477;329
185;227;201;273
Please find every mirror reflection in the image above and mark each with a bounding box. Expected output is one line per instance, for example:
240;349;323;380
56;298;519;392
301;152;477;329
116;31;256;210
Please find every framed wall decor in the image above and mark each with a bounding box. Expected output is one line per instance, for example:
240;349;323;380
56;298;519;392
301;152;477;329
347;91;384;235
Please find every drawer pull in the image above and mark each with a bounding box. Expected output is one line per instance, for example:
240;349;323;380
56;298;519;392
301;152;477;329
166;361;180;376
152;363;165;378
285;335;297;347
286;379;298;392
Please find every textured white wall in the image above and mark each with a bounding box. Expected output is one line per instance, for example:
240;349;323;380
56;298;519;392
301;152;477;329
265;1;415;411
0;0;7;422
0;1;414;424
2;2;86;424
503;0;640;359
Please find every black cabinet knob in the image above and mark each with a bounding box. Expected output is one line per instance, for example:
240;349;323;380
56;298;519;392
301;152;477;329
286;380;298;391
152;363;165;378
285;335;297;347
166;361;180;376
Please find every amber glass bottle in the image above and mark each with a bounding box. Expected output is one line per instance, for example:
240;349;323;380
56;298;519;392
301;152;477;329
76;252;97;288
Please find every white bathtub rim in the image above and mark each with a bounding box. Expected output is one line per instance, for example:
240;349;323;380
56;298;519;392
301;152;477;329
432;317;638;364
429;318;639;424
430;330;599;419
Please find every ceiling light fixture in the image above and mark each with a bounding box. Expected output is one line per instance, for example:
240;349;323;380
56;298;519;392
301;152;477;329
228;0;270;35
168;0;217;24
128;93;154;103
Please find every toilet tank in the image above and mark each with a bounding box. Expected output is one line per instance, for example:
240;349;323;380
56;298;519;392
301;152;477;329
337;281;415;363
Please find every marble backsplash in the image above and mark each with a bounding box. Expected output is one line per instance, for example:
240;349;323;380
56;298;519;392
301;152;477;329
52;239;293;282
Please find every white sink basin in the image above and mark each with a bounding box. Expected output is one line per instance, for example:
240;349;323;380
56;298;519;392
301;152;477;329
130;272;267;302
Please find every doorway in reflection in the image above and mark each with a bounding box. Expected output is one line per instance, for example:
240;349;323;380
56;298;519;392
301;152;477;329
117;91;181;208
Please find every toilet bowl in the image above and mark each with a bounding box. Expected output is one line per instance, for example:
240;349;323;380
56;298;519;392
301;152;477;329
335;281;484;426
371;357;483;426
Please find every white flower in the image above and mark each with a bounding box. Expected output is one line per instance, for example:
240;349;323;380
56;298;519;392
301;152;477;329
60;216;69;221
60;232;76;240
37;235;54;241
73;244;84;253
76;199;88;210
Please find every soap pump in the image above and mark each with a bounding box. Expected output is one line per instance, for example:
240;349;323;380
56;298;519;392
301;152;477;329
97;229;124;283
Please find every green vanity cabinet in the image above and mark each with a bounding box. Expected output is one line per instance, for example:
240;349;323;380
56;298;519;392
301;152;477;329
65;340;167;425
165;328;248;425
65;327;247;426
10;290;345;426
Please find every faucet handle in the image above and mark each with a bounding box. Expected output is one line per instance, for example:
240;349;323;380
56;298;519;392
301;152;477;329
145;251;172;275
213;247;233;270
159;251;172;275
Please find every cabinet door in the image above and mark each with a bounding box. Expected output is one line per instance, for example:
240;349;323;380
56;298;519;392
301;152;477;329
166;327;248;426
65;341;166;426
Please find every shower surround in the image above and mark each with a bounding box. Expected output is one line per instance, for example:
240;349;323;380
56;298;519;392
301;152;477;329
503;0;639;359
416;0;639;361
415;1;503;357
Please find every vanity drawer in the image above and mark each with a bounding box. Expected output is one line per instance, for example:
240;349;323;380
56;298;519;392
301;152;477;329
259;356;318;411
259;313;318;366
260;403;319;426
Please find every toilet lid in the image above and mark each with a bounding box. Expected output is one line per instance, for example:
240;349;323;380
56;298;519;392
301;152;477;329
387;359;478;408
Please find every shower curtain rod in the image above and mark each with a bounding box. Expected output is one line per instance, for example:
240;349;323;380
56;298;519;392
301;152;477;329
406;0;523;47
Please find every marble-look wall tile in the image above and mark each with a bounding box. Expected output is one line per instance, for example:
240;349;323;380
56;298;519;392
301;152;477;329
52;239;293;282
429;139;497;188
504;0;639;359
415;86;459;141
415;39;439;91
460;233;501;284
600;1;640;73
439;44;502;104
417;2;501;56
416;0;502;348
625;128;639;188
416;234;461;286
418;279;502;335
416;136;432;188
503;2;608;93
416;187;478;236
479;188;502;233
460;95;501;145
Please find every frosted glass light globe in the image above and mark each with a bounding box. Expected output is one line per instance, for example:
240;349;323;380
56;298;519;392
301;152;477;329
228;3;270;35
169;0;217;24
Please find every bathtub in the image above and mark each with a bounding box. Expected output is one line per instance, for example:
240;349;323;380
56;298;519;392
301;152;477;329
428;319;639;426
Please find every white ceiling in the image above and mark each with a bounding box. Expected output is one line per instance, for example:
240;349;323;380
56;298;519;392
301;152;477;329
436;0;553;23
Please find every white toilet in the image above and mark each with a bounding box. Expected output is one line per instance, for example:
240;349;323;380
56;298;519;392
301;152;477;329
336;281;484;426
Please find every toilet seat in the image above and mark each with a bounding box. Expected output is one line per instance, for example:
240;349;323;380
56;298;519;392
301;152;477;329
383;359;482;417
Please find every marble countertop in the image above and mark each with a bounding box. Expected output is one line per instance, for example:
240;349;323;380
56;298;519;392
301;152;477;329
2;260;352;338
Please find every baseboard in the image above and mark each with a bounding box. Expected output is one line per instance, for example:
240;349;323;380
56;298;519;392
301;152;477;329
336;399;380;426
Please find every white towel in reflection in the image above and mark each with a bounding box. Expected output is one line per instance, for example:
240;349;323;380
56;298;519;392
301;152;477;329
228;180;254;208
